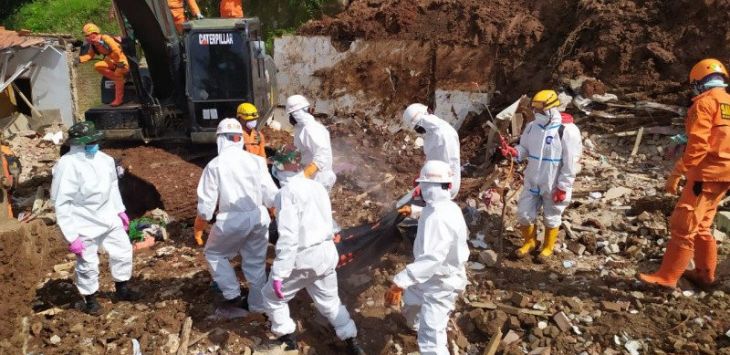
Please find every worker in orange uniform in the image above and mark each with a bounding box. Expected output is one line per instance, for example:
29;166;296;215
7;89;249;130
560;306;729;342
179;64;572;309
79;23;128;107
220;0;243;18
168;0;204;33
237;103;266;158
639;58;730;289
0;143;19;218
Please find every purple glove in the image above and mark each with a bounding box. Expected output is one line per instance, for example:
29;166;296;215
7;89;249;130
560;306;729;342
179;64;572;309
272;279;284;300
68;237;85;256
119;212;130;231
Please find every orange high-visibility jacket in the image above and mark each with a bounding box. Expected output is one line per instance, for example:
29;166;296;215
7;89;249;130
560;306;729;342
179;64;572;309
674;87;730;182
243;129;266;158
79;34;128;67
168;0;200;14
220;0;243;18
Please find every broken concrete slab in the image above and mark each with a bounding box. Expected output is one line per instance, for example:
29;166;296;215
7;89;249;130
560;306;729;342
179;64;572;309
604;186;632;201
552;311;572;332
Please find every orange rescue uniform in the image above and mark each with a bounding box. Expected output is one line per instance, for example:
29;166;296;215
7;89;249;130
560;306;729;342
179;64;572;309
243;129;266;158
168;0;201;32
640;87;730;288
220;0;243;18
79;34;129;82
1;145;15;218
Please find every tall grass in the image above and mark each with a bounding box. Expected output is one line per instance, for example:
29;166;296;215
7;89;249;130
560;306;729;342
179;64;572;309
6;0;119;37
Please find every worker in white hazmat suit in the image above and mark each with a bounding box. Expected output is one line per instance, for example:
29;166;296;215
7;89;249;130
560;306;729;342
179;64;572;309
285;95;337;191
402;103;461;198
51;121;138;315
387;160;469;355
262;151;365;355
195;118;279;312
501;90;582;261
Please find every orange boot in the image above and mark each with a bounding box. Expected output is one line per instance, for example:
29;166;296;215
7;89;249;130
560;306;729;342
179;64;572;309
110;79;125;106
682;237;717;288
638;239;693;289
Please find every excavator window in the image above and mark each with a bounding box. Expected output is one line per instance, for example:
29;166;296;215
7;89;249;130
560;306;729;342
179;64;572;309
188;31;252;101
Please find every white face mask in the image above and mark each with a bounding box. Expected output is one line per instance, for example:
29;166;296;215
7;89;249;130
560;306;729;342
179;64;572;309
245;120;257;130
272;166;301;187
420;182;452;204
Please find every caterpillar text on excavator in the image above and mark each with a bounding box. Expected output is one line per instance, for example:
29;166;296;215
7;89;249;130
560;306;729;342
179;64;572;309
85;0;277;143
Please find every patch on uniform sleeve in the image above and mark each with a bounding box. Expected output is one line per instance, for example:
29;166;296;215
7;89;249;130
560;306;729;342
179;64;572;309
721;104;730;119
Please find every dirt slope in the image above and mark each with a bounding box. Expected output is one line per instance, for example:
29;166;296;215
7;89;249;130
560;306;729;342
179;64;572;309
301;0;730;106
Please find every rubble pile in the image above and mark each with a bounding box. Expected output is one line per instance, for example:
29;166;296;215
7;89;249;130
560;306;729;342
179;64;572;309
5;123;63;186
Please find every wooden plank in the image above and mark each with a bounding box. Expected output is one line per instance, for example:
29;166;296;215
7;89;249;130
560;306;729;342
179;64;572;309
176;317;193;355
482;328;502;355
630;126;645;156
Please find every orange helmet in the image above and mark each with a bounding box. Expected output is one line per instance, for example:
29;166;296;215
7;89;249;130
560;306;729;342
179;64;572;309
82;23;100;36
689;58;728;83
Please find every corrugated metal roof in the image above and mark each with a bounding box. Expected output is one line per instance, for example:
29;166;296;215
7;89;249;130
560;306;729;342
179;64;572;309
0;27;46;51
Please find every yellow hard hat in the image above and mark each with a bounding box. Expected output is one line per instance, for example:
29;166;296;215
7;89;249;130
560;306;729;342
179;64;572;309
236;102;259;121
82;23;100;36
689;58;728;83
531;90;560;110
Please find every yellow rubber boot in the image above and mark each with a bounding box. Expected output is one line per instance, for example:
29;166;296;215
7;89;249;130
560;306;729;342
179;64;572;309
537;227;560;262
515;224;537;258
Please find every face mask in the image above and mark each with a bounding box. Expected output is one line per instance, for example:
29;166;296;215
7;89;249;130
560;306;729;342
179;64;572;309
273;166;300;187
420;182;451;204
84;144;99;156
414;125;426;134
245;120;257;130
289;114;297;126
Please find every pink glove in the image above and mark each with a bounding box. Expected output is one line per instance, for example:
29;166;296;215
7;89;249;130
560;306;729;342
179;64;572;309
118;212;130;231
553;188;567;203
68;237;85;256
272;279;284;299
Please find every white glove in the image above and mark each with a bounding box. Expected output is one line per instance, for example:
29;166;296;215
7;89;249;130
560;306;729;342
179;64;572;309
196;13;204;20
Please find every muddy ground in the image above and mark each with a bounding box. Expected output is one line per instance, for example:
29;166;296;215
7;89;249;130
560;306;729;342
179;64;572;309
3;0;730;354
301;0;730;108
3;110;728;354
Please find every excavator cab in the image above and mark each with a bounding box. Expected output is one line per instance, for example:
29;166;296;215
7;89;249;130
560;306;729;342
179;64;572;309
185;19;275;143
84;0;276;143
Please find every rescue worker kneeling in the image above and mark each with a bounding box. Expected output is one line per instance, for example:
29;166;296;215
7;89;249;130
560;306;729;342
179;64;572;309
390;160;469;355
501;90;582;262
79;23;128;107
195;118;278;312
51;122;138;315
262;152;365;355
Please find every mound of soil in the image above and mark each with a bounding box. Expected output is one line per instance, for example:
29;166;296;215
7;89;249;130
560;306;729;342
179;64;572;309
0;221;60;352
301;0;730;105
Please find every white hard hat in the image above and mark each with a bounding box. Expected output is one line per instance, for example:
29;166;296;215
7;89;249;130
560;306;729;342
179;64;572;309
416;160;453;184
216;118;243;135
286;95;310;114
402;103;428;130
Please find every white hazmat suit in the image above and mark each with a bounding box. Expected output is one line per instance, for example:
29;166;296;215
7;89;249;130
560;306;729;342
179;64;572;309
292;109;336;191
263;174;357;340
51;146;131;296
420;114;461;198
197;135;279;311
514;108;582;228
393;183;469;355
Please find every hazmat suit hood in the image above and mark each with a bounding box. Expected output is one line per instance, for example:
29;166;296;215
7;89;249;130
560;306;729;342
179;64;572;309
291;109;315;127
533;107;562;125
421;182;452;205
272;166;304;188
216;134;244;154
417;114;442;133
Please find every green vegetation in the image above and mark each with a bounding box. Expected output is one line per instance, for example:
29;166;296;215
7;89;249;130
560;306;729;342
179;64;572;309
5;0;119;36
2;0;342;44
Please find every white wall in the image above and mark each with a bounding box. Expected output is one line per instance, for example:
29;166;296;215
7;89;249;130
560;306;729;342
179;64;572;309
6;45;75;127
